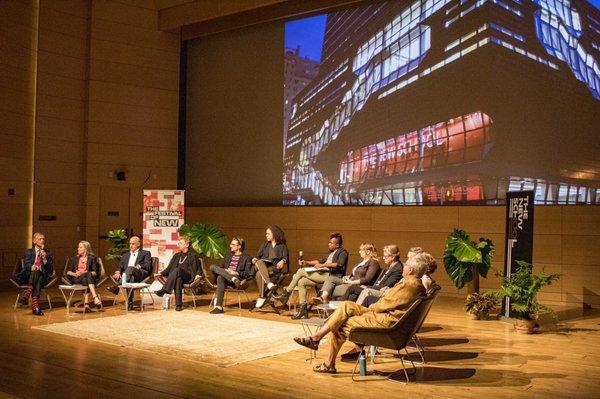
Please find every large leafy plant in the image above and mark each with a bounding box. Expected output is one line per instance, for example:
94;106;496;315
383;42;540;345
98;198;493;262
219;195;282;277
498;260;561;320
443;229;495;291
105;229;129;261
178;223;227;259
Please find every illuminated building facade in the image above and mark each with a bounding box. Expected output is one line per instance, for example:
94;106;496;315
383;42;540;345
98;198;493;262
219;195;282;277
283;0;600;205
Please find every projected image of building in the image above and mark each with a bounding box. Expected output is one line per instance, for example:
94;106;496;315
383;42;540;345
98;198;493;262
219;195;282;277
283;0;600;205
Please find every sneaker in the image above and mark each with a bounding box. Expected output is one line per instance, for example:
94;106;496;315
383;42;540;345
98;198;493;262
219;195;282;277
255;297;266;308
210;307;224;314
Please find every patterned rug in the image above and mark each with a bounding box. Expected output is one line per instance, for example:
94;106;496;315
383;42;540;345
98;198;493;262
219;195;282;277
34;311;304;367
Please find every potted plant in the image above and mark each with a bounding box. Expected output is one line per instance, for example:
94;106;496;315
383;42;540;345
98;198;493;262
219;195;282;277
105;229;129;261
178;223;228;260
465;291;501;320
498;260;561;334
443;229;495;294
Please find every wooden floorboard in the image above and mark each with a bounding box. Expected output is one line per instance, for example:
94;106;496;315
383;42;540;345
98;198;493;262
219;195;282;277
0;283;599;399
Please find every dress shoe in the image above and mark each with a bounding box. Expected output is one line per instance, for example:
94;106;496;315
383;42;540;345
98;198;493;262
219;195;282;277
175;305;183;311
32;308;44;316
155;289;166;297
291;304;309;319
274;289;291;306
106;286;119;295
238;279;249;290
210;307;224;314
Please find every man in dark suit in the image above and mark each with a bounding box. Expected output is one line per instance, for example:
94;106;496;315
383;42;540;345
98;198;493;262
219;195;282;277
341;244;404;304
106;236;152;309
15;232;54;316
155;236;201;311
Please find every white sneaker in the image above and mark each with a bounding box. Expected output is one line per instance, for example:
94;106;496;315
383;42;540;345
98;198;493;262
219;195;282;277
255;297;266;308
266;282;275;290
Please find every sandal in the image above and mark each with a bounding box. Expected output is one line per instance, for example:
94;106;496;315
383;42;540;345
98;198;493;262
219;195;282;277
93;295;103;310
313;362;337;374
294;336;319;351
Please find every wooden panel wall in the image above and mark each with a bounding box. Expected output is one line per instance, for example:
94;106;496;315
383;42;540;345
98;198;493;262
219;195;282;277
85;0;180;252
32;0;89;265
0;1;38;277
187;206;600;307
0;0;180;276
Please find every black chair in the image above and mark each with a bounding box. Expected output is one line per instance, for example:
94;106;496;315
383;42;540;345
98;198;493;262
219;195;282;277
348;294;435;383
111;257;159;305
410;283;441;363
182;257;206;307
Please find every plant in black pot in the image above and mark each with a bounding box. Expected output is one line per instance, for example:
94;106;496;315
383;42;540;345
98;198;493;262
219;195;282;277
498;260;561;333
443;228;495;294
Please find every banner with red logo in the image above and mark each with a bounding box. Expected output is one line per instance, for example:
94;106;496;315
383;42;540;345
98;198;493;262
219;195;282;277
142;190;185;273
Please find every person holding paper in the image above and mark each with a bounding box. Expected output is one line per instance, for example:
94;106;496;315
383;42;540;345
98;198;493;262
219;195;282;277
273;232;348;319
252;225;289;309
310;243;380;306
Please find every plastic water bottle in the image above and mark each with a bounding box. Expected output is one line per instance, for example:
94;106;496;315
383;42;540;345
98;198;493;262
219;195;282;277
370;345;377;358
358;351;367;376
122;272;127;286
162;295;170;310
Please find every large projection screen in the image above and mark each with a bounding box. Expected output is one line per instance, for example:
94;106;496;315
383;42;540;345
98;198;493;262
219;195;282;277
185;0;600;206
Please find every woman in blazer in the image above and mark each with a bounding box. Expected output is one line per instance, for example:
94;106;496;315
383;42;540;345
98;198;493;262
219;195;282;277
252;225;289;308
209;236;253;314
66;240;102;309
311;243;381;305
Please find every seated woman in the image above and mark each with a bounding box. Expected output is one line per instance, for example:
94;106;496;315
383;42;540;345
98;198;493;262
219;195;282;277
209;237;253;314
252;225;289;309
419;251;438;291
66;240;102;309
311;243;380;306
155;236;200;311
273;232;348;319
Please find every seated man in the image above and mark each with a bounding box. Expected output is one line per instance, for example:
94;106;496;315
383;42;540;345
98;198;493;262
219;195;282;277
155;236;200;311
293;253;428;374
106;236;152;309
209;237;253;314
340;244;404;305
15;232;54;316
274;232;348;319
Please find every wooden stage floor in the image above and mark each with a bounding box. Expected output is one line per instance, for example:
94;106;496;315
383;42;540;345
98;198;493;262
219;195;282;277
0;283;599;399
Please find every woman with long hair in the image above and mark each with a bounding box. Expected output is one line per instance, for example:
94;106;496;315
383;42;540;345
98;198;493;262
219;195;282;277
66;240;102;309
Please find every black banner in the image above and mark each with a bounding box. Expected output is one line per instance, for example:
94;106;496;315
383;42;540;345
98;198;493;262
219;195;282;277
503;190;535;318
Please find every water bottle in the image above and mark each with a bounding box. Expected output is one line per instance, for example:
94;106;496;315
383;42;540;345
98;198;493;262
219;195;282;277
122;272;127;286
370;345;377;358
162;295;170;310
298;250;304;266
358;351;367;376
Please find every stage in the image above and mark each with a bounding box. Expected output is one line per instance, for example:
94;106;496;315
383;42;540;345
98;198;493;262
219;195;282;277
1;283;598;399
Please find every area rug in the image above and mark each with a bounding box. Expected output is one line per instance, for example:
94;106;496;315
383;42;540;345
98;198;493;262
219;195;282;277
33;311;305;367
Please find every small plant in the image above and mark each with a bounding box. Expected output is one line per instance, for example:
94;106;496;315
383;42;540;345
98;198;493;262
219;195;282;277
465;291;501;319
443;228;495;293
178;223;227;260
105;229;129;261
498;260;561;321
